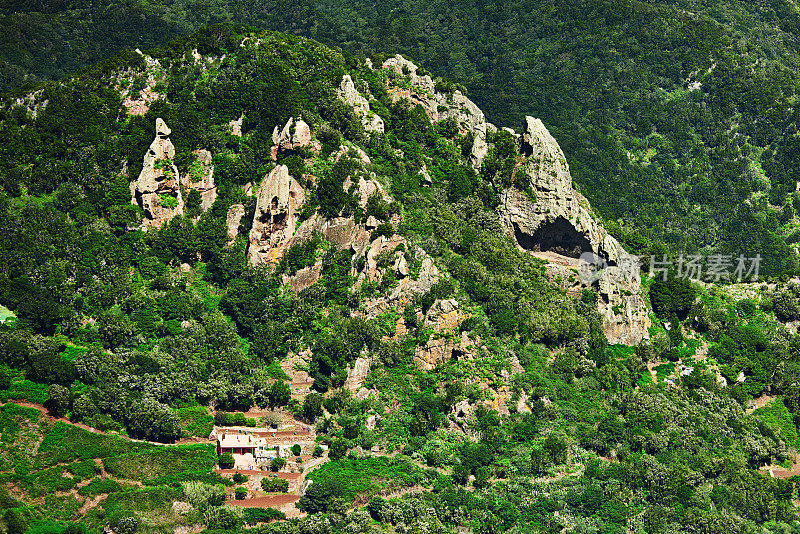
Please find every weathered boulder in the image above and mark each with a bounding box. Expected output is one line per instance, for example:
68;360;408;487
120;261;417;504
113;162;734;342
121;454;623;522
357;177;390;207
365;215;380;230
359;250;441;322
414;336;456;371
247;165;306;265
229;115;243;136
280;350;314;397
396;254;409;278
130;118;184;228
498;116;650;344
336;75;385;134
181;148;217;213
283;263;323;292
419;163;433;186
424;299;465;331
334;144;371;165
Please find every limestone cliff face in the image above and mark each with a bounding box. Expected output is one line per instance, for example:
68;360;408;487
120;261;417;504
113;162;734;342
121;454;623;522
247;165;306;265
499;116;650;345
130;118;183;228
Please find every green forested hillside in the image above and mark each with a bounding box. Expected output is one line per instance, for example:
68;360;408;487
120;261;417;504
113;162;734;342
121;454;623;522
3;0;800;272
2;23;800;534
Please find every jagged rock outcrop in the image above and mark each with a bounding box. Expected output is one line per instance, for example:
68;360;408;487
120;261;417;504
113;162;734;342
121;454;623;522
225;203;245;243
336;75;385;134
280;350;314;397
247;165;306;265
414;331;478;371
335;144;371;165
381;55;489;170
499;116;650;344
271;117;318;159
413;297;478;371
130;118;183;228
181;148;217;212
229;115;243;136
283;263;323;292
344;356;373;398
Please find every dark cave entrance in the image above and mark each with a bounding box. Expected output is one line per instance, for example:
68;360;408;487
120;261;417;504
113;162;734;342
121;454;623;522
513;217;593;259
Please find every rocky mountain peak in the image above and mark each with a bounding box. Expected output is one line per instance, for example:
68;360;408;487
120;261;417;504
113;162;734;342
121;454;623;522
499;115;650;344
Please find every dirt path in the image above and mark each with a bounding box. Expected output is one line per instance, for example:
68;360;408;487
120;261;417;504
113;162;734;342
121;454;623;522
78;494;105;515
7;401;107;434
4;401;208;446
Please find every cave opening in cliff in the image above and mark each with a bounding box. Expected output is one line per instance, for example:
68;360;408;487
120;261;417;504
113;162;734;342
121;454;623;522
272;211;287;229
513;217;593;259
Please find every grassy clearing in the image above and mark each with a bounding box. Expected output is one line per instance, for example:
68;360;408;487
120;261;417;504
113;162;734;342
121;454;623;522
0;380;49;404
66;460;101;480
176;406;213;438
103;444;217;485
35;421;154;468
78;477;123;496
654;363;674;383
97;486;193;533
306;456;434;504
21;465;78;497
0;406;220;523
754;398;800;451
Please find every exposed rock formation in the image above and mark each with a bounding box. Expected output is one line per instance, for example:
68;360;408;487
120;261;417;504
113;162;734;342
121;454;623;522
229;115;243;136
283;263;323;292
415;331;476;371
498;116;650;345
335;144;371;165
225;203;245;243
336;75;385;134
130;118;184;228
271;117;317;159
247;165;306;265
381;56;489;170
280;350;314;398
181;148;217;212
344;356;372;398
